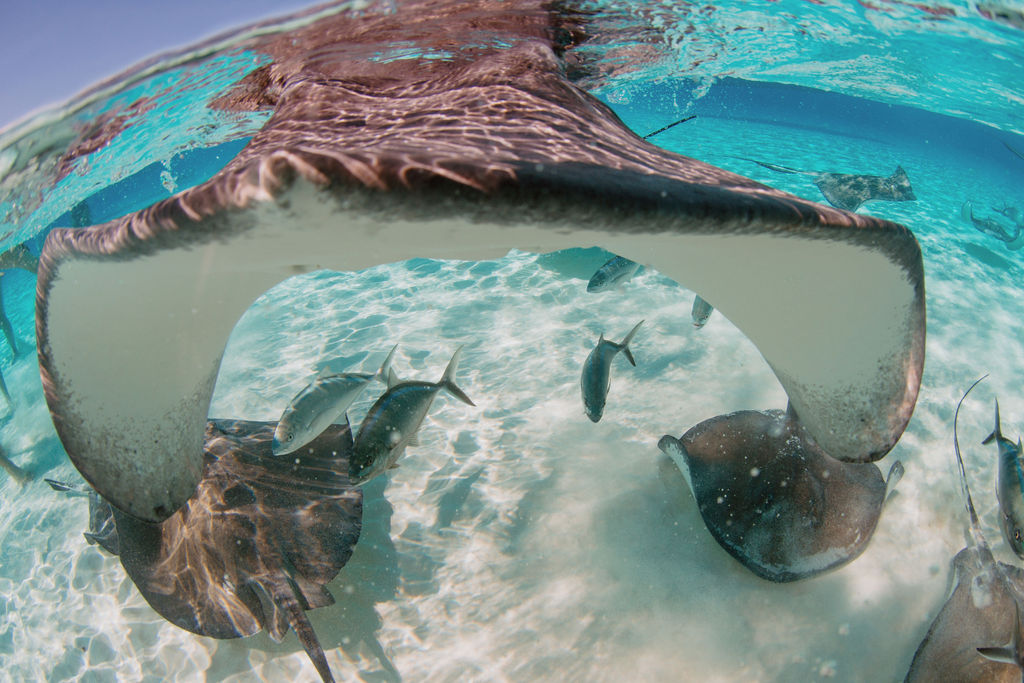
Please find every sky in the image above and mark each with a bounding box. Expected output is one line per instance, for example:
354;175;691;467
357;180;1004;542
0;0;320;129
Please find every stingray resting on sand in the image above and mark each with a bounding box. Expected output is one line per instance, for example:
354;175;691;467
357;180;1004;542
51;419;362;683
906;379;1024;682
659;408;904;582
735;157;917;212
19;0;925;678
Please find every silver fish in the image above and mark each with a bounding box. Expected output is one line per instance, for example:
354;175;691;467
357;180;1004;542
691;295;713;328
586;256;641;293
272;345;396;456
350;347;474;485
581;320;643;423
983;399;1024;558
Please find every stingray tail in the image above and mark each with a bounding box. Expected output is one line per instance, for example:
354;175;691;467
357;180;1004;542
1005;141;1024;163
982;398;1004;446
439;346;474;406
729;156;806;175
954;375;988;546
255;576;336;683
616;320;644;367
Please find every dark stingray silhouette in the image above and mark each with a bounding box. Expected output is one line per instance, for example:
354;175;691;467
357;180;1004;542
32;0;926;527
906;378;1024;682
51;419;362;683
659;408;902;582
735;157;917;212
962;201;1024;250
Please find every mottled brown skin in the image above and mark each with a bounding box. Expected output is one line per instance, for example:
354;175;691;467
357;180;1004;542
737;158;916;212
88;419;362;683
668;409;887;582
35;2;924;516
905;547;1024;683
813;166;916;212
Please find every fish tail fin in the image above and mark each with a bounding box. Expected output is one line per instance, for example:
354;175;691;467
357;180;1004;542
440;346;475;406
617;320;644;367
982;398;1003;445
961;201;975;223
376;344;398;385
884;460;905;505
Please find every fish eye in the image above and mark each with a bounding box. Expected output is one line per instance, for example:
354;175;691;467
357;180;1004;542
286;432;293;442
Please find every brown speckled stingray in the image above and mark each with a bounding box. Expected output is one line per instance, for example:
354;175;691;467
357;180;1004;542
77;419;362;683
906;379;1024;682
33;0;923;532
659;408;903;582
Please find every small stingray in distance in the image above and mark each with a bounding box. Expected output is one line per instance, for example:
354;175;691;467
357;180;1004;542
906;378;1024;683
51;418;362;683
659;407;903;582
734;157;917;212
962;201;1024;250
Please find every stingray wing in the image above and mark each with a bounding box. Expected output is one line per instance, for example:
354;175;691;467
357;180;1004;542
35;4;924;522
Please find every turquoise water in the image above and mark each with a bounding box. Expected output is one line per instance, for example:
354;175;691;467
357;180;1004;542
1;1;1024;681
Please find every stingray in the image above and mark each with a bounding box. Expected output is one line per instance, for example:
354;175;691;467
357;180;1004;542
50;418;361;683
906;378;1024;682
658;407;903;582
962;201;1024;250
734;157;917;212
32;0;924;530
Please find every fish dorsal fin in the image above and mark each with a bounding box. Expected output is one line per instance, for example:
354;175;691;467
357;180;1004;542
983;399;1003;445
387;367;401;389
376;344;398;385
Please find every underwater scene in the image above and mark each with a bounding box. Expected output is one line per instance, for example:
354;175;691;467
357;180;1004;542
2;0;1024;681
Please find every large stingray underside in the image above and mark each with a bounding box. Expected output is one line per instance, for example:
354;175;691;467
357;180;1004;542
34;0;925;523
906;546;1024;682
90;419;362;683
661;409;889;582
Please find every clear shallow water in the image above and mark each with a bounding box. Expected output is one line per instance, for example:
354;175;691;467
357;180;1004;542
0;1;1024;681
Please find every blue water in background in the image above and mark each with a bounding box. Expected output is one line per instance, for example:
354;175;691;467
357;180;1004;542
2;2;1024;680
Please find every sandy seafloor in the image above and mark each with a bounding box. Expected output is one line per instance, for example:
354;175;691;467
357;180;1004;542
1;111;1024;682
